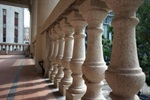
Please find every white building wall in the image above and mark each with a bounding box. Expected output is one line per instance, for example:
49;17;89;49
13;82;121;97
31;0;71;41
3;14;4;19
0;4;24;44
0;6;3;43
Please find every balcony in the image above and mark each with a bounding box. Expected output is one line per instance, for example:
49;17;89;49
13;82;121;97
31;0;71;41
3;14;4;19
0;0;150;100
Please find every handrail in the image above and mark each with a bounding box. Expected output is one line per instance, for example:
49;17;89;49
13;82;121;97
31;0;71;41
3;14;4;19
0;43;28;46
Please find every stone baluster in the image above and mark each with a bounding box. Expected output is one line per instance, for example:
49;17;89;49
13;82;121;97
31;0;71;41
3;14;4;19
4;45;6;51
18;45;20;51
51;28;59;83
12;45;14;51
48;29;55;81
22;45;24;51
20;45;22;51
44;30;51;78
19;45;21;51
66;10;87;100
79;0;110;99
0;45;1;51
8;45;10;54
16;45;18;51
1;45;3;51
54;23;65;88
59;18;74;96
8;45;10;51
105;0;145;100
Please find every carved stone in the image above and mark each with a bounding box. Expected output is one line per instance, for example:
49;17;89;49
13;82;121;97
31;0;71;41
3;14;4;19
59;18;74;96
79;0;110;99
105;0;145;100
66;10;87;100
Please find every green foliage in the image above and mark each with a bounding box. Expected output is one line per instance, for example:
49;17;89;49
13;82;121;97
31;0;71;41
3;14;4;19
136;0;150;86
102;35;112;65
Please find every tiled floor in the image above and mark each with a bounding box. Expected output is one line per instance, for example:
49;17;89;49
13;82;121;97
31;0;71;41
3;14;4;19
1;55;149;100
0;55;61;100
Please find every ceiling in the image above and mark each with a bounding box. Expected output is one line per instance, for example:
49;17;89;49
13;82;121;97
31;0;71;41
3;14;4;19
0;0;31;8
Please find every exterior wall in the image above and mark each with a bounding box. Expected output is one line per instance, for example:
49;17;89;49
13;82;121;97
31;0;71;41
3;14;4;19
0;4;24;44
31;0;37;39
34;0;60;73
102;12;113;40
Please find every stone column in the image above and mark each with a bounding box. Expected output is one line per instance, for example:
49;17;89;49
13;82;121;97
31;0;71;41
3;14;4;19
79;0;109;99
35;0;59;73
44;30;51;78
105;0;145;100
66;10;87;100
59;18;74;96
48;29;55;81
51;28;59;83
8;45;10;51
54;23;65;88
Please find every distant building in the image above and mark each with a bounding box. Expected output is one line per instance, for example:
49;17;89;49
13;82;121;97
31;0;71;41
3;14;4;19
102;12;113;40
24;27;30;44
0;4;24;44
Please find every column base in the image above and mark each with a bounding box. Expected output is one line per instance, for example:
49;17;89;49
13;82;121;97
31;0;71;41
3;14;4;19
50;75;55;83
54;79;61;88
110;92;139;100
66;90;84;100
81;94;106;100
48;71;52;81
59;83;69;96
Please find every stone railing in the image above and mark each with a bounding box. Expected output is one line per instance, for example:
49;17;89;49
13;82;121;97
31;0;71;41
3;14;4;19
0;43;29;55
35;0;146;100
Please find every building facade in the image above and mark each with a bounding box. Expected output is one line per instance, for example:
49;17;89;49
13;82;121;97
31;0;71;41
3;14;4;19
24;27;30;44
0;4;24;44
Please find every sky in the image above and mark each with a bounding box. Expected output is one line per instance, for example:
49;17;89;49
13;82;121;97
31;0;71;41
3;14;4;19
24;8;30;27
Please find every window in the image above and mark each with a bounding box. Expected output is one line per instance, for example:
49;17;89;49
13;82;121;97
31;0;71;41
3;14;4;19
14;12;19;43
3;9;6;15
3;9;6;42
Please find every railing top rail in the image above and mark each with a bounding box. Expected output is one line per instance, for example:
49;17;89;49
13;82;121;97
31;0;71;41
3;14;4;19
0;43;29;46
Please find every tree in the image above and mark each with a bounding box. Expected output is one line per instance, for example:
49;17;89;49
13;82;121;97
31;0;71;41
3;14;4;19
136;0;150;86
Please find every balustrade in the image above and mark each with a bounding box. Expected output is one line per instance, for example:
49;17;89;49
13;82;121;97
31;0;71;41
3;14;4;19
32;0;145;99
0;43;29;55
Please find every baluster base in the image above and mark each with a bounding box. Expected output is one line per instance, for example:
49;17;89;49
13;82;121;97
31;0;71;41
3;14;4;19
59;83;70;96
110;92;139;100
66;90;85;100
54;79;61;88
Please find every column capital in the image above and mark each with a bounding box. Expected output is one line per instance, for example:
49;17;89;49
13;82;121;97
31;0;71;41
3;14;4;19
60;18;74;36
79;0;110;26
106;0;144;18
68;10;87;33
48;29;54;41
52;27;59;41
55;23;65;39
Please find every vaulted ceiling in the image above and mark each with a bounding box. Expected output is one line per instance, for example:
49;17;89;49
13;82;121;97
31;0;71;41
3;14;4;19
0;0;31;8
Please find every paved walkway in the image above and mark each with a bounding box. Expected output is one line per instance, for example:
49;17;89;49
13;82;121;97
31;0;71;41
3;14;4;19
0;55;149;100
0;55;58;100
